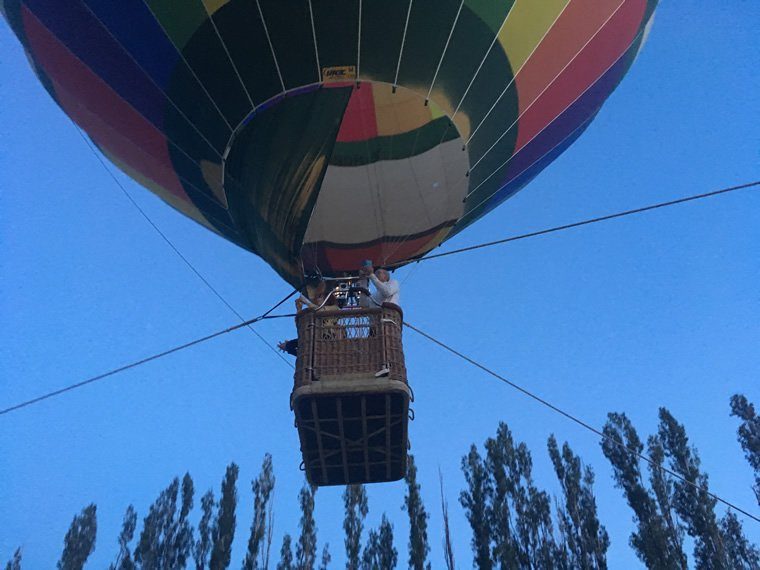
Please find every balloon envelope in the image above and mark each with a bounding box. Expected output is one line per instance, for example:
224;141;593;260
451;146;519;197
3;0;657;286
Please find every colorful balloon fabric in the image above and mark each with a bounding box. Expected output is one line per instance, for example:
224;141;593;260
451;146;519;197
3;0;657;286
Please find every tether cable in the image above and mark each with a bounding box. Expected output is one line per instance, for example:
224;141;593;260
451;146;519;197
392;180;759;268
0;291;298;417
76;128;292;368
404;321;760;524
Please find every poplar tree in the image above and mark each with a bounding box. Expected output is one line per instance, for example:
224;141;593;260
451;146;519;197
483;426;519;568
720;511;760;569
548;436;609;570
58;503;97;570
171;474;195;569
730;394;760;505
656;408;726;568
646;434;687;567
133;474;194;569
343;485;368;570
4;548;21;570
403;454;431;570
244;453;276;570
210;463;239;570
439;472;456;570
277;535;294;570
135;478;180;569
600;412;687;569
460;445;492;570
318;545;331;570
361;514;397;570
194;490;215;570
109;505;137;570
484;423;558;569
296;484;318;570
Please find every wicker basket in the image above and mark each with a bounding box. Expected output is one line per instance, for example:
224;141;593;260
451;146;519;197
291;303;410;486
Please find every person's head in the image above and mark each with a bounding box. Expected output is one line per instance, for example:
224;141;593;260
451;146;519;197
375;268;390;282
305;279;327;303
314;280;327;301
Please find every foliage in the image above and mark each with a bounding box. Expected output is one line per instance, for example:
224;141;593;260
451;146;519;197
730;394;760;506
277;535;294;570
244;453;276;570
720;511;760;569
343;485;368;570
439;471;456;570
548;435;609;569
210;463;239;570
109;505;137;570
318;544;331;570
4;548;22;570
484;424;558;569
656;408;726;568
134;475;194;570
57;503;97;570
361;514;397;570
460;445;492;570
193;490;215;570
403;454;431;570
600;412;687;569
295;484;318;570
42;402;760;570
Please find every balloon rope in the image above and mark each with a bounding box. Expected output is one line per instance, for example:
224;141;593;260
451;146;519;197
393;0;414;89
390;180;760;267
404;320;760;525
77;128;292;368
425;0;464;103
436;1;634;217
0;291;298;417
450;1;518;120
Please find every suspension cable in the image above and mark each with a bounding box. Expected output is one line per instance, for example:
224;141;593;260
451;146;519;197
391;180;759;268
404;321;760;524
76;128;292;368
0;291;298;417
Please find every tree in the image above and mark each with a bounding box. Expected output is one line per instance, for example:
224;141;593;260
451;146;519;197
244;453;276;570
4;548;21;570
109;505;137;570
194;490;215;570
134;475;194;569
343;485;368;570
295;484;318;570
58;503;97;570
646;434;687;567
361;514;397;570
277;535;294;570
460;445;492;570
657;408;726;568
403;454;431;570
600;412;686;569
318;544;331;570
439;471;456;570
210;463;239;570
484;425;518;569
548;435;609;569
730;394;760;505
484;423;558;569
170;474;195;569
720;511;760;569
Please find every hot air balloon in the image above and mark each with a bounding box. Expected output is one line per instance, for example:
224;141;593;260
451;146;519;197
3;0;657;485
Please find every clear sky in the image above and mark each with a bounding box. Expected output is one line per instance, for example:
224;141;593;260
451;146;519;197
1;2;759;568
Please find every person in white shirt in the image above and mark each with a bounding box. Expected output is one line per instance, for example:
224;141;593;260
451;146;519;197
361;265;400;307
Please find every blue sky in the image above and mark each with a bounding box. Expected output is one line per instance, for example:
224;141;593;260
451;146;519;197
1;2;759;568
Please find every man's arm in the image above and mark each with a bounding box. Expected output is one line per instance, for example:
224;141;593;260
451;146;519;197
368;274;399;298
298;294;318;309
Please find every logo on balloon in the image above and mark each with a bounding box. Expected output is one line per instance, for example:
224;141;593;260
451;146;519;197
322;65;357;82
